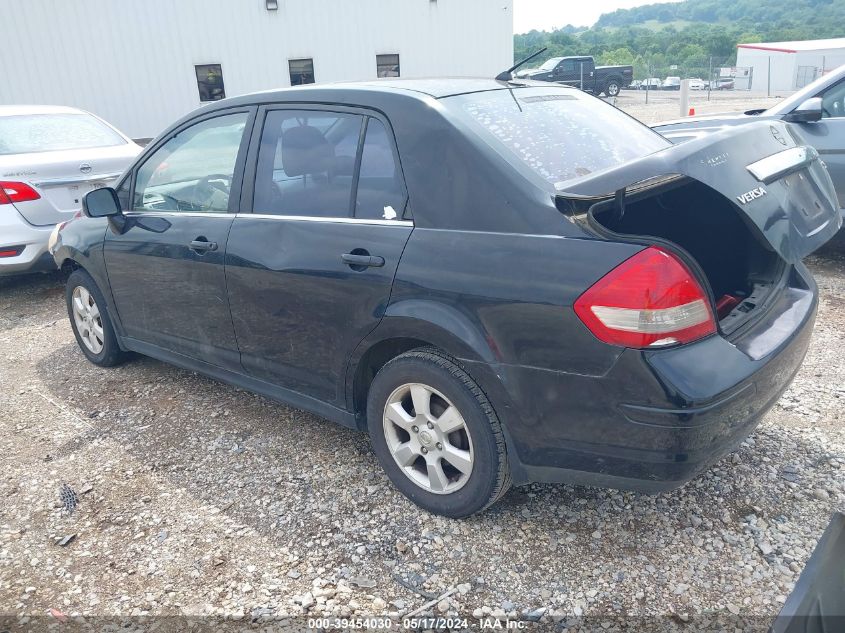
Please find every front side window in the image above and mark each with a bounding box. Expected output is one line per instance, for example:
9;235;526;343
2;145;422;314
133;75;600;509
559;60;577;73
253;110;363;217
820;80;845;118
195;64;226;102
0;113;125;155
355;119;406;220
133;112;248;213
377;54;400;78
445;88;669;188
289;59;315;85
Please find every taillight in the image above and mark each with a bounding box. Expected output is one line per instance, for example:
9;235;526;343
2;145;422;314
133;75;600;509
0;181;41;204
574;246;716;348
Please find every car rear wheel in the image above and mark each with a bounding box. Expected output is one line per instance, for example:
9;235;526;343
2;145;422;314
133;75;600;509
367;348;510;517
66;269;126;367
604;81;621;97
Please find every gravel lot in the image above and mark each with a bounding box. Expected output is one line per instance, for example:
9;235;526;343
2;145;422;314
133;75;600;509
1;98;844;631
613;89;786;125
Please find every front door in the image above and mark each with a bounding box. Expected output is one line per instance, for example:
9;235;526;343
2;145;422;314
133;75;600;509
225;107;413;406
797;79;845;209
555;58;591;90
104;110;253;368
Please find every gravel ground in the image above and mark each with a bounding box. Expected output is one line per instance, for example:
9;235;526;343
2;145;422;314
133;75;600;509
1;101;844;631
612;89;786;125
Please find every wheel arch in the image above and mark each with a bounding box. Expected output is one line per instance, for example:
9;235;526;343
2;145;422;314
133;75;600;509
345;304;500;430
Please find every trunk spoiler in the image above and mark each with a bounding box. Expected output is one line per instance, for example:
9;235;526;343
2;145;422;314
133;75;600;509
557;120;841;263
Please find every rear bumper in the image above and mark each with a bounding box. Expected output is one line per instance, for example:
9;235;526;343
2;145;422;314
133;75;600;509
471;267;817;491
0;208;58;275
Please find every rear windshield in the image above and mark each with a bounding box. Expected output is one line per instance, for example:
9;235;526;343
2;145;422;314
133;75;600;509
0;113;126;155
444;88;669;188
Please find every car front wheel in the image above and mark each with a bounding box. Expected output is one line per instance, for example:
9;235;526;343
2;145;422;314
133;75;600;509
367;349;510;517
66;268;126;367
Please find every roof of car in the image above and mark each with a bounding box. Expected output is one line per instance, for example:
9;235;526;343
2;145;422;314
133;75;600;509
0;104;88;116
226;77;565;104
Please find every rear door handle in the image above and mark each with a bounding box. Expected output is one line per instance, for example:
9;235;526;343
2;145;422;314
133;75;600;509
189;238;218;253
342;253;385;268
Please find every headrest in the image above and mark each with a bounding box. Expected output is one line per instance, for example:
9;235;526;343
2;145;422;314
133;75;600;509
281;125;334;176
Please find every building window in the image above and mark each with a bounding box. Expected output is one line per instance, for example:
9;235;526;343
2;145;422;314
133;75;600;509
289;58;315;85
377;54;400;78
195;64;226;102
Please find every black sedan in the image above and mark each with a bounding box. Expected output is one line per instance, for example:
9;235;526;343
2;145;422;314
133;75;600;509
50;78;841;517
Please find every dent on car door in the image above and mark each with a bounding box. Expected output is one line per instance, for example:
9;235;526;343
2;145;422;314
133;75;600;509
798;80;845;209
226;107;412;407
103;110;253;367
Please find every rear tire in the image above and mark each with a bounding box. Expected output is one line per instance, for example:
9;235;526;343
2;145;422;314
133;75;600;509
66;269;126;367
367;348;510;517
604;80;621;97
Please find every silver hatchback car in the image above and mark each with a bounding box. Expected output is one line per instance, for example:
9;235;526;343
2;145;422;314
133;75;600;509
0;105;141;275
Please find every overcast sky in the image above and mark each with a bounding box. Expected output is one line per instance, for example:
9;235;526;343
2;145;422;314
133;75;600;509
513;0;679;33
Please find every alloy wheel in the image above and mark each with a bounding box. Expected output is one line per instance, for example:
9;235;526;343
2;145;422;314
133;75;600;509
382;382;474;494
71;286;105;354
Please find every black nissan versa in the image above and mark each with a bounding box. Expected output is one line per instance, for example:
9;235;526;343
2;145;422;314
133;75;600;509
50;78;841;517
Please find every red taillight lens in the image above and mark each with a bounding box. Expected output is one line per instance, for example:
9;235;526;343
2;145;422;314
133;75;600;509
574;246;716;349
0;181;41;204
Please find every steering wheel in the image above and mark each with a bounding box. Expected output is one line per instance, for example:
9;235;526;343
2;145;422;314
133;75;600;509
195;173;232;195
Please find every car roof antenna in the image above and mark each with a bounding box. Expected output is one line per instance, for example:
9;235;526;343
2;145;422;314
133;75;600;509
496;47;548;82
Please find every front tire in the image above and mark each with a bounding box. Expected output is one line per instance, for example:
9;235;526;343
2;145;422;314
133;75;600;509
66;269;126;367
604;80;621;97
367;349;510;517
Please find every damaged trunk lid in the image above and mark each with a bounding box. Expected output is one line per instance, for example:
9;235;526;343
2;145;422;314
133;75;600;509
558;120;841;263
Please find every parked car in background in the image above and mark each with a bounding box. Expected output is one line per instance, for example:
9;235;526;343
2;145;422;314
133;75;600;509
629;79;642;90
663;76;681;90
50;78;840;517
654;63;845;210
689;78;706;90
0;106;140;275
514;56;633;97
712;78;735;90
640;78;663;90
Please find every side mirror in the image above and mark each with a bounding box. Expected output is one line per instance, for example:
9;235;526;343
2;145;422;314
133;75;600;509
83;187;122;218
785;97;823;123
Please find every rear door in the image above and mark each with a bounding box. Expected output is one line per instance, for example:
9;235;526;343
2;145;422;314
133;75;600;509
226;106;412;407
103;109;254;369
795;78;845;209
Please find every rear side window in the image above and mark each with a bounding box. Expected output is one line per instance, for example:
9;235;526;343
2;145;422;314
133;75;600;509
355;119;406;220
0;113;125;155
253;110;363;217
444;88;669;188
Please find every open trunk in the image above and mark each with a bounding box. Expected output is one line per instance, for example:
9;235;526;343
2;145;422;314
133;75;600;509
588;178;784;333
556;120;841;335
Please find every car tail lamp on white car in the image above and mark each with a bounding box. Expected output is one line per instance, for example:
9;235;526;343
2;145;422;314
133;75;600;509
0;181;41;205
574;246;716;348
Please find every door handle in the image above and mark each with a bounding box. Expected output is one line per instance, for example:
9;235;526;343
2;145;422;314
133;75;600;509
342;252;385;268
189;238;218;253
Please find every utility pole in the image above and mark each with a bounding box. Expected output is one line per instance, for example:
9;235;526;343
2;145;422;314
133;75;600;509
767;57;772;97
708;56;712;102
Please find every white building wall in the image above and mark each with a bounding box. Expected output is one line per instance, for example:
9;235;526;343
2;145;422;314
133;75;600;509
1;0;513;138
736;49;797;93
738;46;845;93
